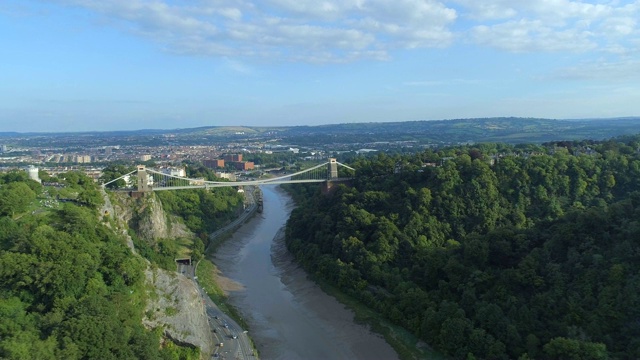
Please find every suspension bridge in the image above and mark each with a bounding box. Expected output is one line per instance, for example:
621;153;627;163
102;158;355;193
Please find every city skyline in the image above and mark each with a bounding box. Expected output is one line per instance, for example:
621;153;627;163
1;0;640;132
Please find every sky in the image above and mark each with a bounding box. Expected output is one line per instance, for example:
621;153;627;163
1;0;640;132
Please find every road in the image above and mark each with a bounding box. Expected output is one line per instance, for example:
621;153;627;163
207;186;258;242
180;186;259;360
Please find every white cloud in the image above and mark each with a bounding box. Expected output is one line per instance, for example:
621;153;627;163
265;0;361;20
472;19;597;52
554;58;640;80
453;0;612;21
39;0;640;62
459;1;640;53
451;0;521;20
600;16;636;36
43;0;457;62
222;57;253;74
216;7;242;21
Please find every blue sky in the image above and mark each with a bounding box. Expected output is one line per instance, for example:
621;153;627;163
1;0;640;132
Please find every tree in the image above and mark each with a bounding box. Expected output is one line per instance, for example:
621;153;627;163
0;182;36;216
100;165;134;189
543;337;608;360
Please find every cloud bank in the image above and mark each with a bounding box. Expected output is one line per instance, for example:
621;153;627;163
41;0;640;62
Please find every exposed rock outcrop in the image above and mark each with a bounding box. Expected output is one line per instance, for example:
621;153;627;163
143;267;214;357
106;191;214;357
109;192;191;243
135;194;191;242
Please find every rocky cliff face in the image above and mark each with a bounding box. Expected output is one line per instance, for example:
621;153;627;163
143;267;214;356
110;192;191;243
106;191;214;357
137;194;193;242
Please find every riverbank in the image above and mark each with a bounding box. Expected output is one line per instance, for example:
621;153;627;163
212;185;399;359
280;185;444;360
193;189;262;358
275;227;442;360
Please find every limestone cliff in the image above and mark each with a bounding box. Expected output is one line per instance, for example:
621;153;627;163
105;191;214;357
110;192;191;243
143;267;214;356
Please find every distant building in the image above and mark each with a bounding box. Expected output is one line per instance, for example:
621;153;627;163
27;166;41;183
224;154;242;162
0;145;7;153
161;167;186;177
189;178;205;186
216;172;236;181
233;161;254;171
203;159;225;168
75;155;91;163
140;154;152;161
356;149;377;154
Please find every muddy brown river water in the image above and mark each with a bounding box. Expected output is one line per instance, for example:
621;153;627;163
213;185;399;360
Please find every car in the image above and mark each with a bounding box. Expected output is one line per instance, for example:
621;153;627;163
232;335;237;339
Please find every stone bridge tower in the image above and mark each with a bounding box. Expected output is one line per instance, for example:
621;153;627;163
137;165;151;192
328;158;338;179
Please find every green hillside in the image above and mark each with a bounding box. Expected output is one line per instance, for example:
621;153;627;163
286;136;640;359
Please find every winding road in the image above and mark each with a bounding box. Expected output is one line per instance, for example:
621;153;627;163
187;186;259;360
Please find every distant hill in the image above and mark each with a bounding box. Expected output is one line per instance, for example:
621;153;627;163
163;117;640;145
274;117;640;146
3;117;640;147
0;132;23;138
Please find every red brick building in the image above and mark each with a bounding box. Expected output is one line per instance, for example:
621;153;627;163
224;154;242;162
233;161;254;171
203;159;225;168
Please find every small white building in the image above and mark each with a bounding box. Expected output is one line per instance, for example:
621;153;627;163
161;167;186;177
216;172;237;181
27;166;41;183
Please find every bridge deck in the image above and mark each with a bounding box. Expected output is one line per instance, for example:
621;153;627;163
102;160;355;192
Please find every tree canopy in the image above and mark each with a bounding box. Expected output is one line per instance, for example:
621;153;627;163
286;137;640;359
0;172;198;359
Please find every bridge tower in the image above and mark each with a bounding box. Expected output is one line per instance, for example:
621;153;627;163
328;158;339;179
137;165;151;192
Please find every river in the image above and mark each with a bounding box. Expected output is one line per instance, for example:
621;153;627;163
212;185;399;360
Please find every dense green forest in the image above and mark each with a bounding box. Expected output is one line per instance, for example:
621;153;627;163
154;165;244;259
286;137;640;359
0;170;198;359
100;164;243;268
